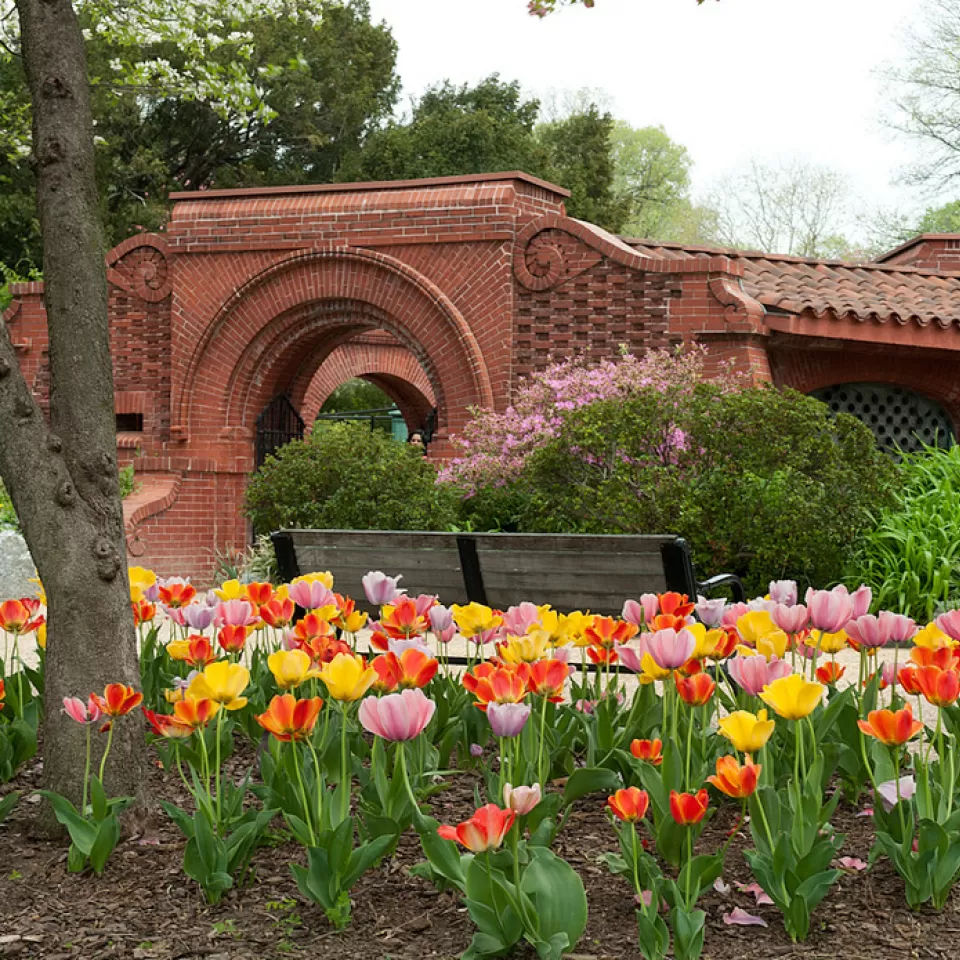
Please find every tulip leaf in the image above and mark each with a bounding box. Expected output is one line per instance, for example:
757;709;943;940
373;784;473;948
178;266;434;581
562;767;621;806
521;847;587;952
38;790;96;856
669;905;705;960
343;834;393;888
90;776;108;822
89;814;121;875
0;791;18;823
418;821;467;892
637;909;670;960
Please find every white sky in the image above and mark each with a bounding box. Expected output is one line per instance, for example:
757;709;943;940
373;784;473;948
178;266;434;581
368;0;945;225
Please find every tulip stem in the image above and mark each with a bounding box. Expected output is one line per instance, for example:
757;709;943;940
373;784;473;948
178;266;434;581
536;695;549;787
684;701;694;792
98;721;116;788
81;726;92;817
340;703;350;823
397;742;421;814
12;632;22;719
308;737;324;830
893;747;909;841
214;709;224;830
629;823;641;898
292;742;316;845
684;829;693;910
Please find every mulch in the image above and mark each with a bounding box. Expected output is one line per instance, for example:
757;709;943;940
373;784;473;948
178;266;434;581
2;743;960;960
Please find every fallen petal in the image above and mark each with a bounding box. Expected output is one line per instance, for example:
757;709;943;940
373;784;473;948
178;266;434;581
856;807;874;818
723;908;767;927
714;877;731;895
837;856;868;871
733;881;774;906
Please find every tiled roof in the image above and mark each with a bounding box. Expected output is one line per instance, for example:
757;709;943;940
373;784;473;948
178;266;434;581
624;239;960;330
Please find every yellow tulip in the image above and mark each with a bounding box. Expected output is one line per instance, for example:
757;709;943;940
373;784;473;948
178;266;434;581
687;623;723;660
293;571;334;590
452;602;502;638
341;610;368;633
188;661;250;710
817;629;848;655
275;584;290;603
499;633;550;664
759;673;823;721
164;687;184;704
29;577;46;607
536;607;566;646
556;611;594;648
214;579;243;601
718;709;776;753
319;653;377;702
129;566;156;593
638;653;671;685
736;610;778;646
166;639;191;662
914;622;957;650
268;649;321;690
36;622;46;650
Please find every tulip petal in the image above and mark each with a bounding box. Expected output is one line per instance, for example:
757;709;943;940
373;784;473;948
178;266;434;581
723;908;767;927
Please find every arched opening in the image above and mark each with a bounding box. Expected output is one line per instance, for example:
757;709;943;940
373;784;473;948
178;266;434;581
810;382;956;454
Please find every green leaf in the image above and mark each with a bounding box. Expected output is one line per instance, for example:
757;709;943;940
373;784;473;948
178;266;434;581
521;847;588;952
562;767;621;806
89;776;108;822
89;814;121;875
38;790;96;855
343;834;394;888
0;791;18;823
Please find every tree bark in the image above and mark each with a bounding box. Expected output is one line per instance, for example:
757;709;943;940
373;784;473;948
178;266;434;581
0;0;145;807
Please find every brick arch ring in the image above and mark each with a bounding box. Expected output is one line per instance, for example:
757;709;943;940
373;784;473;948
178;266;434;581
173;246;494;438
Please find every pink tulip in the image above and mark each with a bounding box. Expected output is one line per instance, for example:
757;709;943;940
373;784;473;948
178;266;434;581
429;604;454;635
882;612;916;644
622;600;643;627
215;599;258;628
852;585;872;619
487;701;531;737
771;603;808;635
727;655;793;697
362;571;404;606
768;580;798;606
617;643;646;674
161;605;186;627
414;594;438;617
695;596;726;628
574;699;597;714
936;609;960;642
640;593;659;623
388;637;433;657
288;579;335;610
805;587;854;634
358;688;435;742
503;602;542;635
846;615;891;650
183;603;216;632
503;782;541;815
878;776;915;813
645;628;696;671
63;696;102;725
722;602;751;629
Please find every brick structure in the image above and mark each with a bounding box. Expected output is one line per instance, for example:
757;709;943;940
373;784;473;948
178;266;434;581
5;173;960;581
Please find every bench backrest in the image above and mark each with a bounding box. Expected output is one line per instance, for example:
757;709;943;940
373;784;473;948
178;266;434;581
272;530;686;615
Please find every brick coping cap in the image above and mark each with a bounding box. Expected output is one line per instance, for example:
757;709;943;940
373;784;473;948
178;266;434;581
170;171;571;202
873;233;960;263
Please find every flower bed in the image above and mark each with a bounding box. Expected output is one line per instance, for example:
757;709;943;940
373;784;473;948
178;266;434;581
1;575;960;959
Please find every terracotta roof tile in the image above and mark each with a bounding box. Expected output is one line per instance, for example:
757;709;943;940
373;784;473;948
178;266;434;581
624;238;960;329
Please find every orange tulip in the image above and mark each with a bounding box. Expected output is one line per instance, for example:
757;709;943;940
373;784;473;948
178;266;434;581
816;661;845;685
707;755;761;799
898;666;922;696
218;624;250;654
711;627;740;660
915;666;960;708
437;804;515;852
256;694;324;742
630;738;663;765
172;697;220;730
132;598;156;627
143;708;193;739
659;592;696;619
243;581;274;608
298;633;351;665
675;672;716;706
669;788;710;825
649;613;689;632
369;630;392;652
0;599;42;634
259;597;296;629
463;663;530;711
910;646;960;670
607;786;650;822
91;683;143;718
183;634;217;668
585;616;637;650
381;597;428;639
292;612;335;645
0;678;5;704
587;645;620;666
157;581;196;609
371;654;401;693
388;648;439;689
858;706;923;746
527;659;569;702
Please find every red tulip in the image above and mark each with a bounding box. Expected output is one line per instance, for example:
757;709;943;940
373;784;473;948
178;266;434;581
437;804;516;852
816;661;845;685
0;599;43;634
157;581;197;609
916;666;960;708
464;663;530;711
607;786;650;822
243;582;274;608
707;755;760;799
659;592;696;619
292;612;335;645
218;624;250;654
675;672;716;706
256;694;324;742
381;597;428;639
259;597;296;629
858;706;923;746
91;683;143;718
132;598;156;627
183;634;217;668
389;648;439;689
669;789;710;825
527;658;568;701
630;738;663;765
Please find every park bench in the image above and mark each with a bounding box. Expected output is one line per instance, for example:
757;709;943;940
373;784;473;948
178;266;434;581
271;530;745;615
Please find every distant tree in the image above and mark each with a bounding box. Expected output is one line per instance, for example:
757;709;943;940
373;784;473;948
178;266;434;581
917;197;960;232
528;0;713;14
706;159;855;257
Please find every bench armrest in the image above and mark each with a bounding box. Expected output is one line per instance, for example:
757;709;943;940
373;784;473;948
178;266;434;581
697;573;746;604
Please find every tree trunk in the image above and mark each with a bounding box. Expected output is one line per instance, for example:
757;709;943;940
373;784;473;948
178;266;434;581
0;0;145;806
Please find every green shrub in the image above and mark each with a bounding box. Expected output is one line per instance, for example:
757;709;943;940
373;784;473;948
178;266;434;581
244;421;459;533
847;443;960;622
0;482;16;532
508;383;896;596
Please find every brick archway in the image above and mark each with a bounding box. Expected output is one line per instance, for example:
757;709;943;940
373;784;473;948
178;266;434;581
175;247;494;454
301;338;436;429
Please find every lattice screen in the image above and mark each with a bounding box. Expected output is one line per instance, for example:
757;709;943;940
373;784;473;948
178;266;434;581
811;383;955;454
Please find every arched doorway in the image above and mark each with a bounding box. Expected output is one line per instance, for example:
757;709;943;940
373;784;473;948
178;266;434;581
811;382;956;454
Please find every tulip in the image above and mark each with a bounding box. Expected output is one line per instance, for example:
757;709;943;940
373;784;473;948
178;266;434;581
915;621;957;650
768;580;798;607
487;701;532;737
0;599;42;634
132;598;157;627
708;755;761;799
503;782;542;815
453;602;504;640
805;586;855;634
695;596;727;628
858;706;923;746
502;602;543;636
898;665;922;696
182;635;217;668
260;597;296;629
630;738;663;765
645;628;696;671
213;579;244;601
915;665;960;708
91;683;143;718
386;648;439;689
464;663;530;711
318;652;378;702
852;585;872;619
846;615;893;650
727;654;793;697
639;593;660;623
268;649;322;690
429;605;455;642
736;610;786;649
129;566;157;600
215;599;258;628
170;697;220;731
718;709;775;753
527;658;569;701
0;678;4;704
381;597;428;639
142;708;194;739
499;632;551;664
878;776;916;814
63;695;103;725
218;624;249;654
883;612;917;644
722;602;751;629
607;786;650;822
362;571;404;606
470;743;484;758
910;646;959;670
187;661;250;710
182;603;216;632
289;578;335;611
675;672;716;706
669;789;710;825
936;609;960;642
585;616;638;650
660;592;695;619
771;603;808;636
438;804;515;852
816;661;845;685
292;570;334;590
243;581;274;608
616;643;645;674
157;578;197;609
621;599;645;628
759;673;824;720
257;694;324;742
